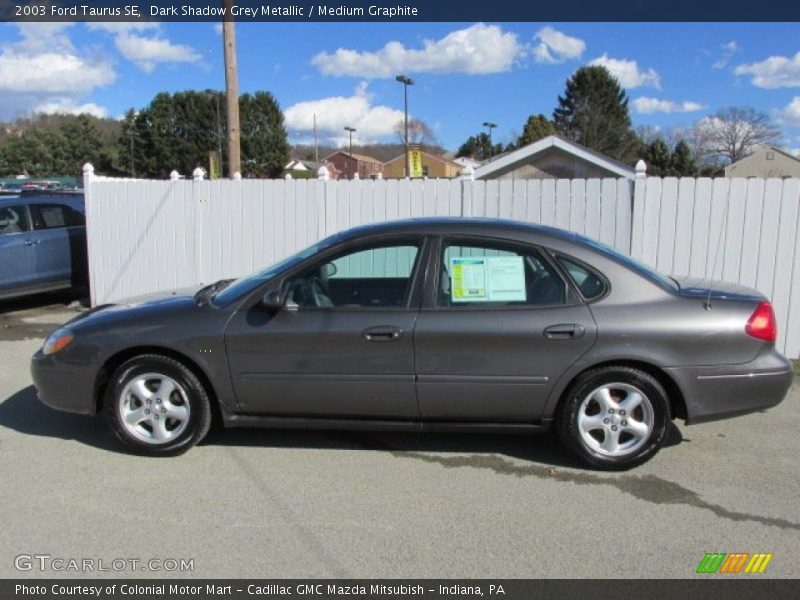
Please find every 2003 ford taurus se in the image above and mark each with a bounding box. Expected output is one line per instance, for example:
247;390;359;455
31;218;793;469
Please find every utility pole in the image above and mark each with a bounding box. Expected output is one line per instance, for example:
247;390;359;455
215;92;224;174
222;1;241;178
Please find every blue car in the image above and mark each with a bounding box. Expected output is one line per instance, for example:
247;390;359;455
0;194;87;301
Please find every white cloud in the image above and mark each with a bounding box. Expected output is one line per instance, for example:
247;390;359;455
589;54;661;89
85;22;160;34
532;27;585;64
735;52;800;89
0;24;115;120
284;83;406;145
12;23;76;54
712;40;739;69
632;97;706;114
213;24;223;36
114;32;202;73
312;23;522;78
34;99;108;118
776;96;800;127
0;52;114;94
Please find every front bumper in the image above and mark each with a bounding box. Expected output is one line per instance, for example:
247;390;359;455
666;349;794;425
31;350;99;415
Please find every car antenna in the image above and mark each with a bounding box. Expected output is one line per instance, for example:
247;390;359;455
705;180;732;311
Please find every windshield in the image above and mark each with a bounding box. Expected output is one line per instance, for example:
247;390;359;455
212;236;338;307
577;235;677;291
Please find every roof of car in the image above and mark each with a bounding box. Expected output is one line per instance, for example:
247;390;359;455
333;217;581;244
0;193;84;207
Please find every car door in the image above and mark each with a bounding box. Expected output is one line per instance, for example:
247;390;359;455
0;203;37;296
28;203;75;287
224;236;427;418
413;236;597;422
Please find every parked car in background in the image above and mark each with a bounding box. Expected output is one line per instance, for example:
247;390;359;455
0;195;88;301
31;218;794;469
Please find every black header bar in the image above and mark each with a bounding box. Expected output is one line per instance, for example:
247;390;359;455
3;0;800;22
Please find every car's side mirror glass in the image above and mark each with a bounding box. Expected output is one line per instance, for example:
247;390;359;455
261;289;285;311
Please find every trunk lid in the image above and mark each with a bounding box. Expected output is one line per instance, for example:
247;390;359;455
673;277;766;302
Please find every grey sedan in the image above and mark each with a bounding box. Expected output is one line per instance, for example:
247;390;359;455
31;218;793;469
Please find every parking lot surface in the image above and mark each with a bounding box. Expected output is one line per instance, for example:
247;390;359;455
1;298;798;578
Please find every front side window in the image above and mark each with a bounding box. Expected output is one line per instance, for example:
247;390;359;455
286;241;420;309
438;240;566;307
0;205;30;235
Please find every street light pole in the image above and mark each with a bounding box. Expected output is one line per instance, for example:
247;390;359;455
344;126;356;157
344;126;356;179
396;75;414;177
483;121;497;159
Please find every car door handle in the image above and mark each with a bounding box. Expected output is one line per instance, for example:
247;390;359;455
362;326;404;342
544;324;585;340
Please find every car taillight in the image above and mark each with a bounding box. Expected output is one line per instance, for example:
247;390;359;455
745;301;777;343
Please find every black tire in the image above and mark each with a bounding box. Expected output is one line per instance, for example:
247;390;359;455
104;354;212;456
556;366;671;470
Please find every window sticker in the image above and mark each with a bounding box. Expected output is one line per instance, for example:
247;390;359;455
450;256;526;303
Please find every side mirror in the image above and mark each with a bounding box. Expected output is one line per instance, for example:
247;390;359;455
261;288;285;311
321;262;338;278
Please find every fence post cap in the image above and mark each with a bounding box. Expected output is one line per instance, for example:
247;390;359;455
376;172;383;180
233;171;242;180
169;170;180;181
352;172;360;180
462;165;475;181
192;167;205;181
317;166;330;180
82;163;94;175
284;173;292;180
635;160;647;178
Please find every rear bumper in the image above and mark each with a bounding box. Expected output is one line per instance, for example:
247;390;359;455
30;350;99;415
667;350;794;425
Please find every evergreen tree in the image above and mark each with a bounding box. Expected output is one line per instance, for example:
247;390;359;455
644;139;672;176
455;133;503;161
240;91;290;178
516;114;556;148
553;65;639;163
118;89;289;178
670;140;698;176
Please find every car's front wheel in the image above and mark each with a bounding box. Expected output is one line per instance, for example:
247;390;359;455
556;366;671;470
105;354;211;456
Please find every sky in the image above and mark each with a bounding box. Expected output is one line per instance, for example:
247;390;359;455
1;21;799;153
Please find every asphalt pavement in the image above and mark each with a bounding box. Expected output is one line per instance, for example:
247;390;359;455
1;296;798;579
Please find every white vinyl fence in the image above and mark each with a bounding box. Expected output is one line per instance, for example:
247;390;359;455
83;165;800;357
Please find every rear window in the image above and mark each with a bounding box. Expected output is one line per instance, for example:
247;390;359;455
558;257;606;300
576;235;677;291
31;204;84;229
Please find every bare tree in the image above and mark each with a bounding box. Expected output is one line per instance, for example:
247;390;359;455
393;118;439;148
692;106;782;165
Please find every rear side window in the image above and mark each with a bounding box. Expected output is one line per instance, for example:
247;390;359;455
31;204;84;230
0;205;30;235
558;257;606;300
438;240;566;307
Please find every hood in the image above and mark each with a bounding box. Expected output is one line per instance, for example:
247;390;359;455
63;285;205;329
116;284;206;307
674;277;765;301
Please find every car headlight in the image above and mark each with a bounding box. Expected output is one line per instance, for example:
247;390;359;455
42;328;75;356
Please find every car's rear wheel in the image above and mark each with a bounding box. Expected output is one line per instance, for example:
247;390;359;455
556;366;670;470
105;354;211;456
